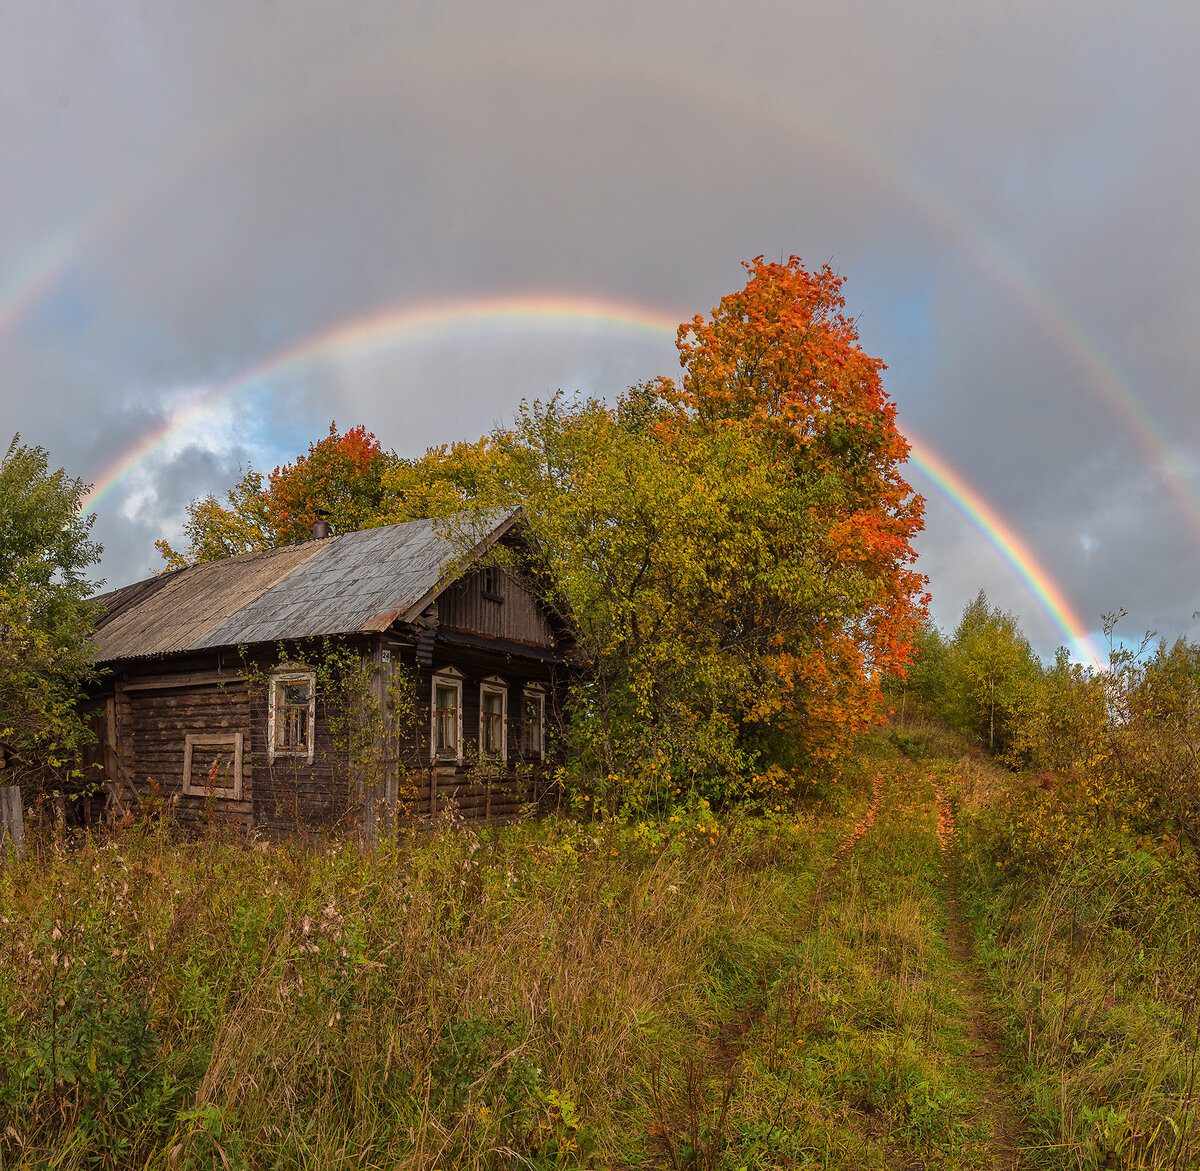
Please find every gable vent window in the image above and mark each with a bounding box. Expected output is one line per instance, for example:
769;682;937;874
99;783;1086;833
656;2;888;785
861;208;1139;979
481;566;504;602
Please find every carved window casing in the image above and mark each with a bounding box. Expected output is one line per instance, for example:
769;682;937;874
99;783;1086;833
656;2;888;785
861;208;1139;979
480;677;507;762
431;667;464;764
523;684;546;760
268;668;316;763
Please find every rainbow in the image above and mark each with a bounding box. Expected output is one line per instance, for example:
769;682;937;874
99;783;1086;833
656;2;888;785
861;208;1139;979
904;433;1106;670
79;294;1104;666
80;294;678;511
6;36;1200;545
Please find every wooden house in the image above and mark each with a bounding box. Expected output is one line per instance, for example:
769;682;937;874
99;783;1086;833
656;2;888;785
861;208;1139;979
84;511;570;838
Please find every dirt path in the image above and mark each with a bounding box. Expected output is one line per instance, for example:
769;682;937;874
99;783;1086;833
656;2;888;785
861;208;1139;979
810;767;884;905
930;776;1025;1171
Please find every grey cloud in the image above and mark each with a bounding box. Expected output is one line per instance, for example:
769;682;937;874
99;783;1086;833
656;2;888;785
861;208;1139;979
1;0;1198;660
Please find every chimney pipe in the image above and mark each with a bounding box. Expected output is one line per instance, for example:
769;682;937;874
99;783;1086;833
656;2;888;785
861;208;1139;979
312;519;330;540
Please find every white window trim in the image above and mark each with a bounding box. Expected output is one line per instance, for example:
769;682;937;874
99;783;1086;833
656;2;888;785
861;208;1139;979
183;732;244;800
479;676;508;763
267;668;316;763
523;684;546;760
431;667;464;765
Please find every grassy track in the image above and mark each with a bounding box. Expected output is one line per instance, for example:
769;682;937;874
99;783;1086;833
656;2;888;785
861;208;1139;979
666;753;1028;1170
19;731;1197;1169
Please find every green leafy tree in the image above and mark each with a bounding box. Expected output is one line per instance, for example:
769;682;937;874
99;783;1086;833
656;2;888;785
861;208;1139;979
947;590;1042;759
0;436;102;792
887;619;952;721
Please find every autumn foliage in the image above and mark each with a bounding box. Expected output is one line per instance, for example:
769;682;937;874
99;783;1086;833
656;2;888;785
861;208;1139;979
160;259;927;798
665;256;927;769
157;423;389;567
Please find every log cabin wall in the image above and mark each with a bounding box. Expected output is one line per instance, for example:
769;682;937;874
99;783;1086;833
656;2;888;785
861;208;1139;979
115;665;254;831
100;618;565;836
410;650;561;822
111;647;358;838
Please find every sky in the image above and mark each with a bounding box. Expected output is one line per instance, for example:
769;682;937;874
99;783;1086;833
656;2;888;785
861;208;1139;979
2;1;1198;666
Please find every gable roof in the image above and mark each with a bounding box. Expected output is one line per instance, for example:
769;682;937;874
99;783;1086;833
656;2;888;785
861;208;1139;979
91;511;520;663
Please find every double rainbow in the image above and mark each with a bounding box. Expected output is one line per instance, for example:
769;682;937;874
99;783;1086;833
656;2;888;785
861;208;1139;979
78;294;1107;669
4;35;1195;551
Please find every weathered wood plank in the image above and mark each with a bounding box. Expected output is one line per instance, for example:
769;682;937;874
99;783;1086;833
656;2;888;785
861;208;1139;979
119;671;247;692
0;786;24;860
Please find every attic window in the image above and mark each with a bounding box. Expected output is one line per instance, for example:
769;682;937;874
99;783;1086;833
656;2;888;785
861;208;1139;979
268;669;316;763
481;566;504;603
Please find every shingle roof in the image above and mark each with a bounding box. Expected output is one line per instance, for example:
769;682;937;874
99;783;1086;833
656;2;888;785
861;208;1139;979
91;511;519;663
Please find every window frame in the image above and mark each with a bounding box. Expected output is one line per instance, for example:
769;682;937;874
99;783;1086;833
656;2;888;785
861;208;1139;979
431;667;464;765
479;676;508;762
522;684;546;760
267;667;316;763
183;732;244;799
480;565;505;603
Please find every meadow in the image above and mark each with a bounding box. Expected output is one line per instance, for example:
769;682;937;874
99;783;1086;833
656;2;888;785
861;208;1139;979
4;718;1197;1170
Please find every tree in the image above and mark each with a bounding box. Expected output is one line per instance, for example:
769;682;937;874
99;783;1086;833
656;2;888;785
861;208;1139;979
158;423;391;568
0;436;102;792
159;257;927;801
660;256;927;771
947;590;1042;758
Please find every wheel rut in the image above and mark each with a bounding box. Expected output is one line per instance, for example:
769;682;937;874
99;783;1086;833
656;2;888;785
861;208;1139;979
930;776;1025;1171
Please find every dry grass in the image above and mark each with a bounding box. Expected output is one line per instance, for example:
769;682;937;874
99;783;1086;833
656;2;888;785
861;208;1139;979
944;751;1200;1170
0;808;844;1169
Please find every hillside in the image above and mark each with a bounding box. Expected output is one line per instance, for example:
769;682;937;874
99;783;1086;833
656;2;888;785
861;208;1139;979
3;723;1196;1169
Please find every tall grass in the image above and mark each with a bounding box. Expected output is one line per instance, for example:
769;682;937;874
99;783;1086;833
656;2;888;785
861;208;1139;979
704;759;999;1170
951;758;1200;1171
0;807;845;1169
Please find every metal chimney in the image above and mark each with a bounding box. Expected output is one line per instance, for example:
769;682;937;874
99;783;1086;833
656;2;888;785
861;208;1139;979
312;508;332;540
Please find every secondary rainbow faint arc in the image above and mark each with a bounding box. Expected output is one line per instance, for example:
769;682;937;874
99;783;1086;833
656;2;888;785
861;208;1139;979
80;294;1103;666
6;35;1199;544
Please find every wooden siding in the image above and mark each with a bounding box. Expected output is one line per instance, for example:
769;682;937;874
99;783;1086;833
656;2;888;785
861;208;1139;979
439;569;555;646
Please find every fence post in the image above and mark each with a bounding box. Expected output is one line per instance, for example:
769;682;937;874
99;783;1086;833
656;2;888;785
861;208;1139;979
0;785;25;861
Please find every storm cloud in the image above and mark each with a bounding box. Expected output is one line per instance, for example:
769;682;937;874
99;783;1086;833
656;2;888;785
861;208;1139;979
2;0;1198;660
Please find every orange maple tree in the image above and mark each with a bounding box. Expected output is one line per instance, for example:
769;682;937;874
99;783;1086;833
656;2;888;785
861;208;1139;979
265;422;389;542
663;255;927;765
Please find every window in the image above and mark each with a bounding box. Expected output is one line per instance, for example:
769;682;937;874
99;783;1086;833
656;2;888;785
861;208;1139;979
268;669;316;763
481;565;504;602
183;732;244;799
431;668;463;763
523;685;546;760
480;677;507;761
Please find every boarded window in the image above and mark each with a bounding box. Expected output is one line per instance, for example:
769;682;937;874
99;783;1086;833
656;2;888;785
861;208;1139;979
183;733;244;800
